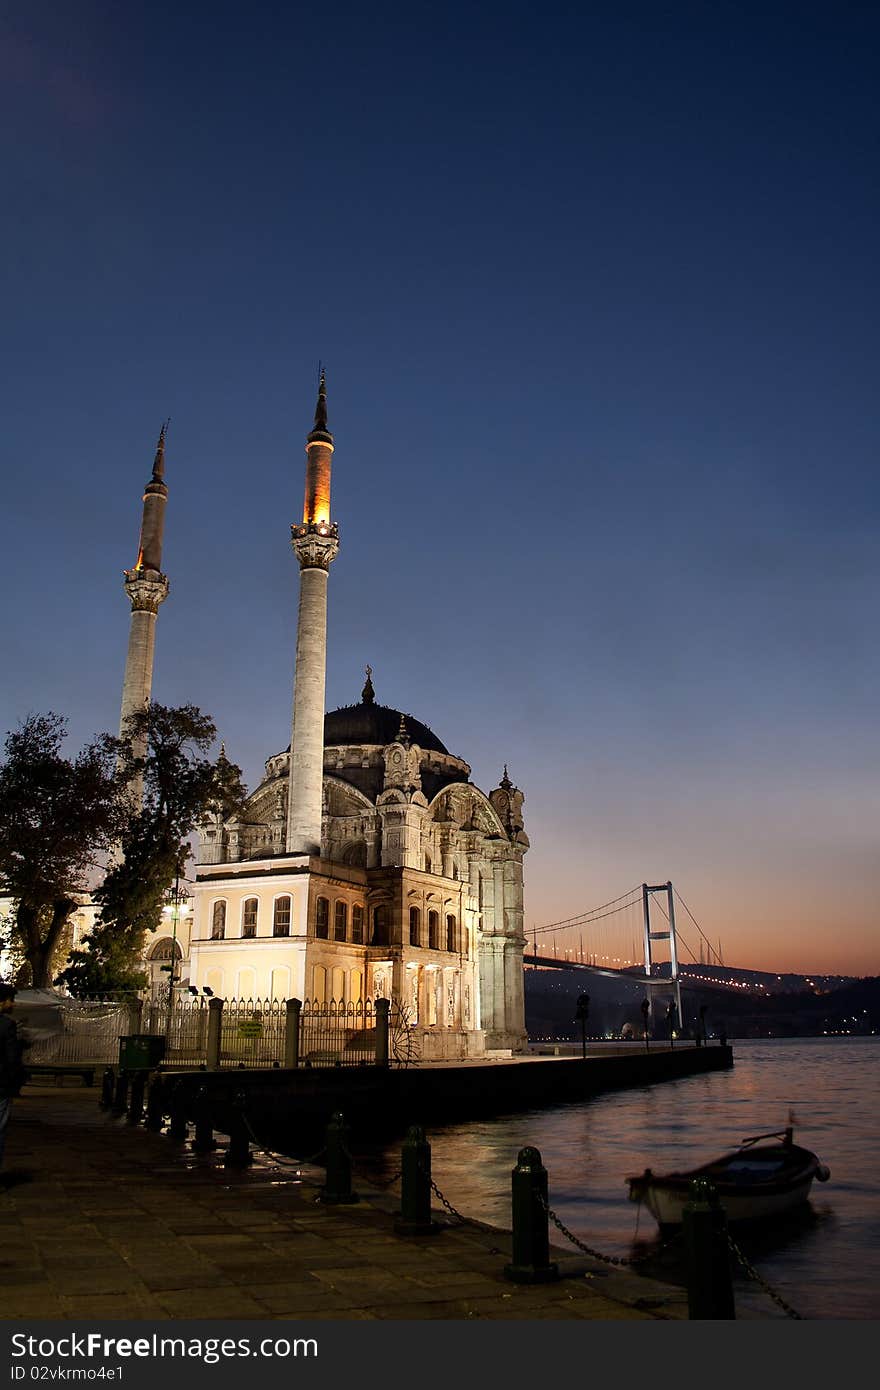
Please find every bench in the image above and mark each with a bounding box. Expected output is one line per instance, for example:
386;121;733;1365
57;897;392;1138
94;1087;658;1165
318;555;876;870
24;1064;96;1087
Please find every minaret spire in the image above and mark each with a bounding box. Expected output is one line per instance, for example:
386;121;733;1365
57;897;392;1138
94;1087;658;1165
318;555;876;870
151;418;169;480
287;374;340;855
118;424;171;804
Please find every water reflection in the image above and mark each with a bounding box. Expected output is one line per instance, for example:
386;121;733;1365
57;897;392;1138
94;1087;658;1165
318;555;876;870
353;1037;880;1319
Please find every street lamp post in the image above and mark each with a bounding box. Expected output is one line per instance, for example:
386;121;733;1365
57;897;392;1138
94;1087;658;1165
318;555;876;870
162;875;190;1048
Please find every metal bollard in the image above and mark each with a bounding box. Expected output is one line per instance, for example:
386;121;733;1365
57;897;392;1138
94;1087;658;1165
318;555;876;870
223;1091;253;1168
126;1070;146;1125
167;1083;189;1142
99;1067;115;1110
504;1146;559;1283
318;1112;359;1204
683;1179;735;1319
145;1076;165;1131
111;1069;129;1117
394;1125;440;1236
192;1084;217;1153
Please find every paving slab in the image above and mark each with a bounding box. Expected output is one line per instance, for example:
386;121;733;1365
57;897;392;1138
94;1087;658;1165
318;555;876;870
0;1082;694;1321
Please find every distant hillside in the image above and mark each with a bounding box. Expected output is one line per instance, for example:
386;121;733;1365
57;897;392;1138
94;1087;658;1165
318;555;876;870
524;967;880;1041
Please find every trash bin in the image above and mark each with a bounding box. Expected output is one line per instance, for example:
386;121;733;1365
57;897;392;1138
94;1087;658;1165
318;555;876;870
118;1034;166;1069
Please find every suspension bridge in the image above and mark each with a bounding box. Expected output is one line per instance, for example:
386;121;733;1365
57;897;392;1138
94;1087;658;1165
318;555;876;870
524;882;747;1017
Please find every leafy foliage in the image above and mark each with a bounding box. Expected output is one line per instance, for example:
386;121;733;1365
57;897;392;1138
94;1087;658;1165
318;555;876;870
58;703;245;996
0;714;127;987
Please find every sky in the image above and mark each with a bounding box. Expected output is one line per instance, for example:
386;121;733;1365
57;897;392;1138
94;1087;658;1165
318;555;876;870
1;0;878;976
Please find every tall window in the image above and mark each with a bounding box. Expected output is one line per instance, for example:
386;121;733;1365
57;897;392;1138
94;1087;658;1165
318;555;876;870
461;925;469;958
446;914;457;952
372;905;388;945
211;901;226;940
424;853;432;873
242;898;258;939
315;897;329;939
273;895;291;937
409;906;421;946
428;910;439;950
334;900;347;941
351;904;364;944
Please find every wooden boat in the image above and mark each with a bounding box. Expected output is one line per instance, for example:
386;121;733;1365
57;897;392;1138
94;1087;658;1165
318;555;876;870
626;1126;831;1227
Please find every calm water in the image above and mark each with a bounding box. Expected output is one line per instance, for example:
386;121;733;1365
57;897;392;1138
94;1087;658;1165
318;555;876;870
353;1038;880;1319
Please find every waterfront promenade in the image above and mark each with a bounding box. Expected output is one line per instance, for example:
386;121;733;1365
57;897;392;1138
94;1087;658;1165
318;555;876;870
0;1082;691;1321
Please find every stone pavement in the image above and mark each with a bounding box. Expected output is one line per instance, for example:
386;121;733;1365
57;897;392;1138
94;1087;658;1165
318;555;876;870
0;1083;690;1321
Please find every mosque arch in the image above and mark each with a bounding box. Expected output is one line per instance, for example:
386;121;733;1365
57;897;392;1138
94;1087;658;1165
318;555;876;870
426;783;507;838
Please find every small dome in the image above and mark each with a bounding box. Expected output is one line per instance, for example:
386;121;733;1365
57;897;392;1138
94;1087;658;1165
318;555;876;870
324;702;450;755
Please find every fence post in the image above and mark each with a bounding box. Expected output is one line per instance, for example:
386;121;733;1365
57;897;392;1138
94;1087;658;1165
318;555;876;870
192;1084;216;1153
99;1067;115;1110
206;997;224;1071
394;1124;439;1236
504;1146;559;1283
319;1112;359;1204
284;998;301;1069
683;1179;735;1319
223;1090;253;1168
126;1070;146;1125
145;1075;165;1131
375;997;390;1067
125;996;143;1037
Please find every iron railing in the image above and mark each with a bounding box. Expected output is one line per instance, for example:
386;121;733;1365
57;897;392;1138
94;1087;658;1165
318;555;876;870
20;993;416;1070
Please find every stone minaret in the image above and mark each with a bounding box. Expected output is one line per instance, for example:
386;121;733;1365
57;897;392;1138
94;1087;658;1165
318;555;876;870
118;423;170;800
286;372;339;854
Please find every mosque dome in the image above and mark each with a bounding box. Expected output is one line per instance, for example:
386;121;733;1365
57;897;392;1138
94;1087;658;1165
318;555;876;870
323;702;449;754
323;669;450;755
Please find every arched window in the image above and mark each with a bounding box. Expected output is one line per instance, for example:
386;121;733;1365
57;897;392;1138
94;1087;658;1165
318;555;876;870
409;906;421;946
452;863;458;880
242;898;258;939
424;853;432;873
315;897;329;939
273;896;291;937
334;901;347;941
211;901;226;940
372;905;388;945
351;904;364;944
428;910;439;950
446;914;457;952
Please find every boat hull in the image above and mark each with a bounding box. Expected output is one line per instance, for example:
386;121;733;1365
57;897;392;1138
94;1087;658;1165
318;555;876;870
630;1172;817;1227
627;1139;829;1227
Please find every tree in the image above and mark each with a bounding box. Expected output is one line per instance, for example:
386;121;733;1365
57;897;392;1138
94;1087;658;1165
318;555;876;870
0;714;128;987
58;703;245;995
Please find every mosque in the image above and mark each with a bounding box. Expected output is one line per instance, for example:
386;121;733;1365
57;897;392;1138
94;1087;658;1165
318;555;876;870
118;378;529;1059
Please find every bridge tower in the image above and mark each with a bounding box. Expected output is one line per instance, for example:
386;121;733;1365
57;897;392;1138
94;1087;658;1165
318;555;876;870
641;881;684;1033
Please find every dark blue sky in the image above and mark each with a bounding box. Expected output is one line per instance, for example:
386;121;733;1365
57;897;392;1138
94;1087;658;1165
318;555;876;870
2;1;878;971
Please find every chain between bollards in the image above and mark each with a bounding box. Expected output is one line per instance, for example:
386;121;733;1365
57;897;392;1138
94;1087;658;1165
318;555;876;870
726;1230;802;1319
538;1192;681;1268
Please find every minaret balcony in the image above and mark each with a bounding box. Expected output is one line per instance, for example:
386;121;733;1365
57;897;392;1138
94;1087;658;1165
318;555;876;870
290;521;340;572
291;520;339;541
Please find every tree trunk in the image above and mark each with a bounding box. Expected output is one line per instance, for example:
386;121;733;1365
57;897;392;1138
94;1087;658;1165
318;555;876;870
18;897;76;988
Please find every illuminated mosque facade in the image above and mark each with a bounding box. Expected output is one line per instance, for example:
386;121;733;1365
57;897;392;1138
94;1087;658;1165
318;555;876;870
120;378;529;1058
